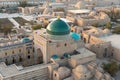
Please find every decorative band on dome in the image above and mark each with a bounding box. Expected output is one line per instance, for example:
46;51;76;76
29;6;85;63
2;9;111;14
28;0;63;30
47;29;70;35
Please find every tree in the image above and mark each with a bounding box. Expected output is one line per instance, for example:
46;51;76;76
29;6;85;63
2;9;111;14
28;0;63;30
11;30;17;33
111;2;114;7
32;24;42;30
105;22;112;29
112;26;120;34
53;8;65;12
1;6;4;9
19;1;28;7
103;61;119;76
92;23;99;27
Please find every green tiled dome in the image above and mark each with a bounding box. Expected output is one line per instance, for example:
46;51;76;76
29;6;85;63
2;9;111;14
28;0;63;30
47;18;70;35
22;37;30;43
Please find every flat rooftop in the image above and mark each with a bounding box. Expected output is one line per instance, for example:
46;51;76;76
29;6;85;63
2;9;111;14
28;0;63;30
50;3;65;6
0;62;48;78
49;18;72;23
68;9;90;14
71;48;96;59
0;13;33;21
38;14;54;17
100;34;120;49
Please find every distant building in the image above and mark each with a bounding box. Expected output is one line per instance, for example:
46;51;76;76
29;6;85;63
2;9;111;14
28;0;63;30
0;0;42;8
81;27;120;62
43;2;66;16
100;35;120;61
67;11;110;27
81;27;112;58
19;6;44;15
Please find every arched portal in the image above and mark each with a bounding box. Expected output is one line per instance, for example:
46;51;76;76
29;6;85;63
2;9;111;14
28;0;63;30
84;38;86;43
12;57;16;63
37;48;43;64
103;48;108;57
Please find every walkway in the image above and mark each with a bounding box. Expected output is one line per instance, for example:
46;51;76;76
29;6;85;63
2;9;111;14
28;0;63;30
8;18;20;29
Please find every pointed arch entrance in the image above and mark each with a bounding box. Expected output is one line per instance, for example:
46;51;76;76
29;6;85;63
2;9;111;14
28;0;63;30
37;48;43;64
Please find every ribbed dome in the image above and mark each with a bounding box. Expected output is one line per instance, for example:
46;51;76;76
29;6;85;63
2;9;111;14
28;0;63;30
47;18;70;35
58;67;71;76
57;67;71;79
75;65;88;73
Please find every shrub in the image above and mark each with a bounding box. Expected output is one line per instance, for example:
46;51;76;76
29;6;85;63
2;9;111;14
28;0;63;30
32;24;42;30
103;61;119;76
53;8;65;12
92;23;99;27
105;22;112;29
12;30;17;33
19;1;28;7
112;26;120;34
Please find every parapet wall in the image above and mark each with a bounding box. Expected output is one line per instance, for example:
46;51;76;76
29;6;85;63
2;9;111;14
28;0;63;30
1;64;49;80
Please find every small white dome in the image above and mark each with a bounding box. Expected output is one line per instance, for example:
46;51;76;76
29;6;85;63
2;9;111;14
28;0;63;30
75;65;88;73
57;67;71;79
103;29;110;34
58;67;70;74
89;11;96;16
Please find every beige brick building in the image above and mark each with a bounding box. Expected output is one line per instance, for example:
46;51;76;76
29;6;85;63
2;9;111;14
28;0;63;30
0;18;115;80
0;38;35;66
67;11;110;27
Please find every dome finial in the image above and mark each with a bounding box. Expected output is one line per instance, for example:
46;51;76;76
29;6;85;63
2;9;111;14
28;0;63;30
57;16;61;19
